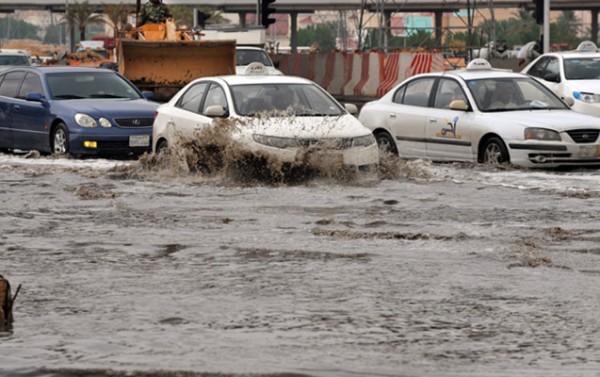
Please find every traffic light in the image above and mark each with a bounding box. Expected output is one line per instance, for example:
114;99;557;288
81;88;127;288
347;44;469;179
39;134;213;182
532;0;544;25
261;0;277;28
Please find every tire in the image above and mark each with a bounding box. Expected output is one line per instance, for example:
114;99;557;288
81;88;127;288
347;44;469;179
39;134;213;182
156;139;169;154
375;131;398;156
481;136;509;164
52;123;69;155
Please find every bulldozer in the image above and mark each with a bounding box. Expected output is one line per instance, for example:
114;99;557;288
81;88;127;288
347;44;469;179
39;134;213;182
117;19;236;102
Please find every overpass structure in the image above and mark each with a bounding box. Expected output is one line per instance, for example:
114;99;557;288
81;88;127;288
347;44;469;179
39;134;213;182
1;0;600;50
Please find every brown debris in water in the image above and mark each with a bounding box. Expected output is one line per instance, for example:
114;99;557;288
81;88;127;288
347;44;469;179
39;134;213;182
311;228;458;241
235;247;370;261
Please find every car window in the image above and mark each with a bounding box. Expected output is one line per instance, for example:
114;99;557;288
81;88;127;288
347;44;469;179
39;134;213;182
401;78;434;107
0;71;26;98
544;57;560;79
467;77;568;112
236;49;273;66
18;72;43;99
434;78;467;109
47;72;142;100
527;56;550;78
0;55;30;66
392;85;406;104
564;57;600;80
202;84;227;114
230;83;343;117
177;82;209;113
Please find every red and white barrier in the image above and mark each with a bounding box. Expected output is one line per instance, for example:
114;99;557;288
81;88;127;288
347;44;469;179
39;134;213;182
273;50;444;99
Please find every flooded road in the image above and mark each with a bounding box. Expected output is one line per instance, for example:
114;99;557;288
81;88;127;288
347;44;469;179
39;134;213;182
1;152;599;377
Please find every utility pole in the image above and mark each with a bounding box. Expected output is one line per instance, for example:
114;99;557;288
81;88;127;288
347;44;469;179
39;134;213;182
543;0;550;53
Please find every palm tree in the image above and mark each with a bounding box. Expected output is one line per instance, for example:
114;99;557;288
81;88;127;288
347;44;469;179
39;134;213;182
170;5;230;28
63;0;105;42
103;2;134;38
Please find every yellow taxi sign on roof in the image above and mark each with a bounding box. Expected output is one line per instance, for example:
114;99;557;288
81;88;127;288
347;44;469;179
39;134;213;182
243;62;269;75
466;58;493;70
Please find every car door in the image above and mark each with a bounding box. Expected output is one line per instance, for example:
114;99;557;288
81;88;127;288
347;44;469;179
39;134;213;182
165;81;211;142
425;78;476;161
10;72;49;151
387;77;435;158
538;57;562;97
0;70;26;151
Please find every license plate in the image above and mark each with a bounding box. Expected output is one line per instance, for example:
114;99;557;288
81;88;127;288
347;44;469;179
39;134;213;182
578;144;600;158
129;135;150;147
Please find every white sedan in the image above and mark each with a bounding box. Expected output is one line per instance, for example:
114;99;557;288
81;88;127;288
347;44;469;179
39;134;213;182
522;41;600;117
152;64;379;175
358;59;600;168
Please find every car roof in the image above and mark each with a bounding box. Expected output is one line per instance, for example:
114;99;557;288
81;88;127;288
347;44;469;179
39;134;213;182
0;66;115;74
213;73;312;86
437;59;528;81
537;41;600;59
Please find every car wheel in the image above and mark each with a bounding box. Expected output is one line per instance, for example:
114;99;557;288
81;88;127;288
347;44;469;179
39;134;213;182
375;131;398;155
481;136;509;164
52;123;69;155
156;139;169;154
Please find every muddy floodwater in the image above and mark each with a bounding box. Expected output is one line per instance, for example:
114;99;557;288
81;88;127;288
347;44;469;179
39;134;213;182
1;150;599;377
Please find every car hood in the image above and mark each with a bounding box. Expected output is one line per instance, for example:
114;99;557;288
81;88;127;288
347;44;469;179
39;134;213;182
564;80;600;94
236;113;372;139
492;110;600;131
54;98;159;116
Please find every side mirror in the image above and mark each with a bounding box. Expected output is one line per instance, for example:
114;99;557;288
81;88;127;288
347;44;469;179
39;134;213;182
24;92;47;105
344;103;358;115
449;99;469;111
563;97;575;107
141;91;155;100
204;105;227;117
543;72;560;83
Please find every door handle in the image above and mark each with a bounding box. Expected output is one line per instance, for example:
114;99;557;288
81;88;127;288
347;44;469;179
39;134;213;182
13;105;20;112
429;117;437;123
389;113;396;118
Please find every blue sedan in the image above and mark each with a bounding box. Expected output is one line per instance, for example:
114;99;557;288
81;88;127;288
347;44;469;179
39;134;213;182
0;66;158;156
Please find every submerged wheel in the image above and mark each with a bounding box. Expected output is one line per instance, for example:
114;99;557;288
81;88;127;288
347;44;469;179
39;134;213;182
52;123;69;155
156;139;169;154
375;131;398;156
481;136;509;164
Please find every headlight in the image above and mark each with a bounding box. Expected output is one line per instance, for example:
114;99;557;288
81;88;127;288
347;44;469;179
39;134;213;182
524;127;561;141
74;113;97;128
253;134;301;149
573;91;600;103
352;134;376;147
99;117;112;128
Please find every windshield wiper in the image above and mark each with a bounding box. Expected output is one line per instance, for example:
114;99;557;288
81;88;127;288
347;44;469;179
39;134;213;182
89;94;128;98
54;94;85;99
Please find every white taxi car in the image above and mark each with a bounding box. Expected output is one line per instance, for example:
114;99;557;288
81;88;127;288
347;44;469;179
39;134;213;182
236;46;282;75
152;64;378;173
522;41;600;117
358;59;600;168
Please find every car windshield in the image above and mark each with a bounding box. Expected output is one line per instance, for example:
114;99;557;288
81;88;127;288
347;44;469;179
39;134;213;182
0;55;30;66
466;77;568;112
46;72;142;100
236;49;273;67
231;83;344;117
564;57;600;80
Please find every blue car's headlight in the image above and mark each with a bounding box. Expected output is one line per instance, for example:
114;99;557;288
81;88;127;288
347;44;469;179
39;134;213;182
524;127;561;141
74;113;97;128
573;91;600;103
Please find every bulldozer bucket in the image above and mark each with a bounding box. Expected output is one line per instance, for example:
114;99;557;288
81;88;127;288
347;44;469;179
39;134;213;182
118;39;236;102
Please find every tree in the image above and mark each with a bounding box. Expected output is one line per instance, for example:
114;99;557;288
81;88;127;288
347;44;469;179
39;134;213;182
550;11;582;47
297;24;337;51
169;5;230;28
63;0;105;42
0;17;40;40
103;2;133;38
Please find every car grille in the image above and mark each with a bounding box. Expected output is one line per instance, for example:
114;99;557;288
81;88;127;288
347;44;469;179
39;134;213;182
566;129;600;144
298;138;355;150
113;118;154;128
